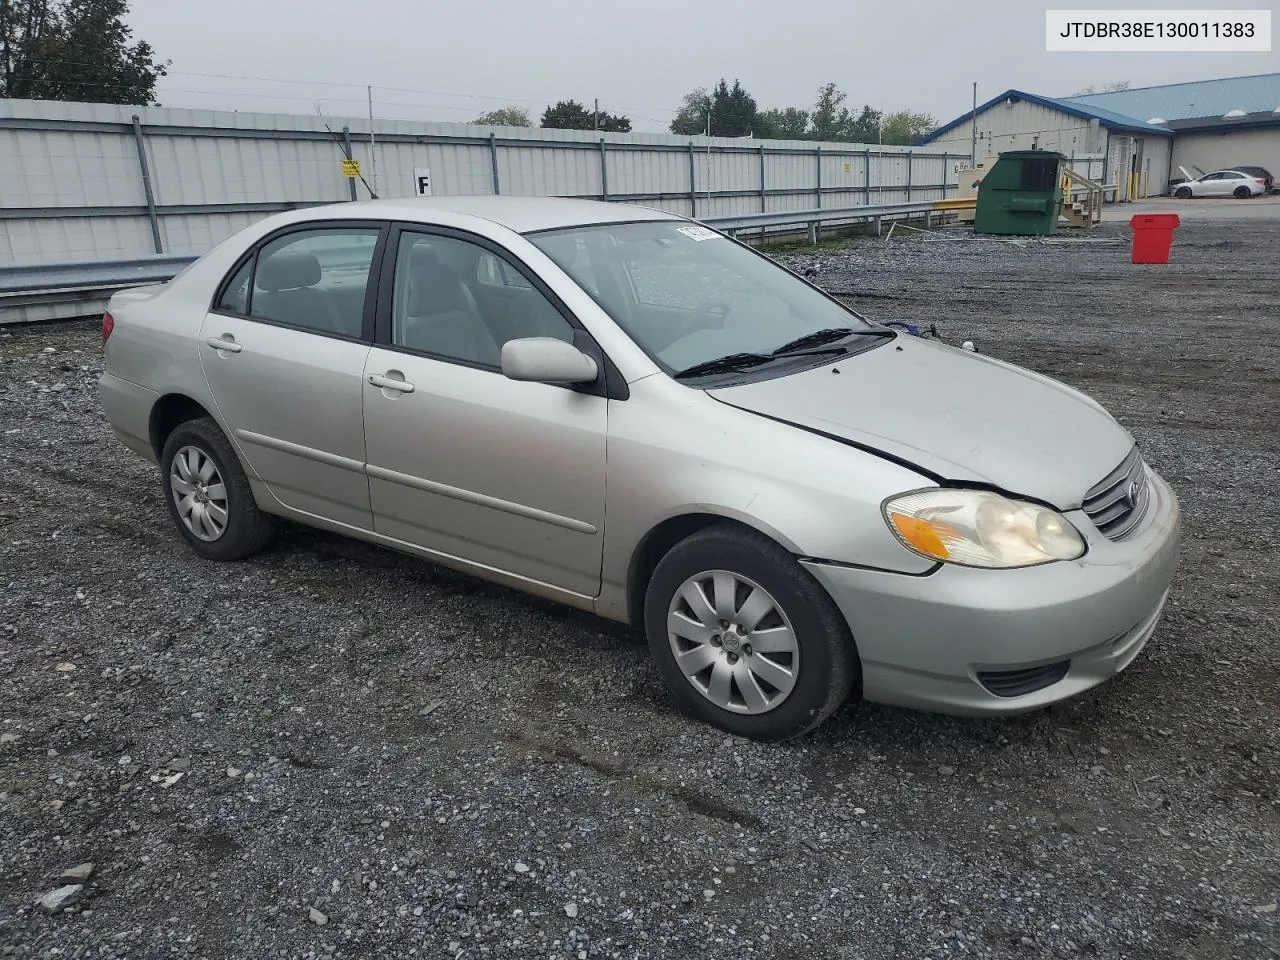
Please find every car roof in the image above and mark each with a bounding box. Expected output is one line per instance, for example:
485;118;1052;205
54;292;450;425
335;196;685;234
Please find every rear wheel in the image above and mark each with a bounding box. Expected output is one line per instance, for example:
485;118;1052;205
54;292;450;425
644;524;857;740
1233;186;1252;199
1174;186;1192;199
160;417;277;561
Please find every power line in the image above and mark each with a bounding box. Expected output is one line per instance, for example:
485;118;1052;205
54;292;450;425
10;58;682;126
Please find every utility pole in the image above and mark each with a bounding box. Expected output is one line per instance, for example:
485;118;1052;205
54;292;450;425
970;81;978;166
705;107;712;208
367;85;377;196
594;98;599;132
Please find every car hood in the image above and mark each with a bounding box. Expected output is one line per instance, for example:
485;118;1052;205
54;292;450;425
707;335;1134;510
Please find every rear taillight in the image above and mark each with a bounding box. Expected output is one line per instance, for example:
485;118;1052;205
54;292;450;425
102;311;114;342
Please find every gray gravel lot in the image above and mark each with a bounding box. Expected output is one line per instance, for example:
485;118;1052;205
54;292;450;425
2;217;1278;959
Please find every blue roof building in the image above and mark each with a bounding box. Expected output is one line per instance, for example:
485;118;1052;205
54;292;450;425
1064;73;1280;124
920;74;1280;200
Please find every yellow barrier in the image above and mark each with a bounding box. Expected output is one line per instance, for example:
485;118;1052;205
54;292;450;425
931;197;978;211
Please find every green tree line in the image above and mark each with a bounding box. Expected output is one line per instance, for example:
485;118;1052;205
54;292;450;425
473;81;934;145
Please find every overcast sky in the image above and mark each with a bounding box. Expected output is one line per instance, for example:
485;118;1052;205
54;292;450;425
130;0;1278;131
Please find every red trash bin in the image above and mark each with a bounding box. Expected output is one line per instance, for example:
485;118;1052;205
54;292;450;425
1129;213;1181;264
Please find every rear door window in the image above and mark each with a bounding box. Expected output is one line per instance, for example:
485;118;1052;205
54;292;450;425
248;229;381;338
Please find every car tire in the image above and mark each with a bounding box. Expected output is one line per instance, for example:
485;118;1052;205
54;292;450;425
1174;187;1192;199
160;416;278;561
1233;186;1252;199
643;524;858;741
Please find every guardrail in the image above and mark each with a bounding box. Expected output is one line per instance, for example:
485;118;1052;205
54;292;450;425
703;199;967;243
0;255;200;324
0;198;977;324
0;255;198;294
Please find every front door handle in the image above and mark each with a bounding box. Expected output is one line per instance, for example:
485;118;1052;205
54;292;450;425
205;335;242;353
369;373;415;394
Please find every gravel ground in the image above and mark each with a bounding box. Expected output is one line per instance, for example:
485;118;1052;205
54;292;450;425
2;217;1278;959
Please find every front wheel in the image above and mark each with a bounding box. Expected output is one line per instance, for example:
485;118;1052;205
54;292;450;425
160;417;278;561
1174;186;1192;199
644;525;858;740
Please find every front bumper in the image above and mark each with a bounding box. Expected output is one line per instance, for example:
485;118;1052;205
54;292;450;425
802;467;1182;715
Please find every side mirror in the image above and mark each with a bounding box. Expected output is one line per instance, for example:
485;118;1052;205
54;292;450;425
501;337;599;384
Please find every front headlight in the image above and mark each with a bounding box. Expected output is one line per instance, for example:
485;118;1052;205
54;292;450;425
883;489;1086;569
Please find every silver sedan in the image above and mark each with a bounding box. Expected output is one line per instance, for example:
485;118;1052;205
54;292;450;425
98;197;1181;740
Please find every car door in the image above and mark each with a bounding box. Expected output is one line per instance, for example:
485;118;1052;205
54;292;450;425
362;225;608;599
1197;173;1228;196
200;222;387;530
1221;173;1247;195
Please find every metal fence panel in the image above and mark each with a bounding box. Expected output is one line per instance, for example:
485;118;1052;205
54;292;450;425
1;215;156;262
499;145;601;198
1;99;966;265
160;210;273;256
606;147;689;198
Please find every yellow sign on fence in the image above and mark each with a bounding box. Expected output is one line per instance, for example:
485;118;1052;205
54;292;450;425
341;159;361;178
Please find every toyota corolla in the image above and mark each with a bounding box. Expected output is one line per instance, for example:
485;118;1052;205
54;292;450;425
98;197;1181;740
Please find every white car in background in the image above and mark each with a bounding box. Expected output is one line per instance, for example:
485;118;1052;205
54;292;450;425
1171;168;1267;199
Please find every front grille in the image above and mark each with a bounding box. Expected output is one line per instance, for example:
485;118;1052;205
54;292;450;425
1082;446;1151;541
977;661;1071;698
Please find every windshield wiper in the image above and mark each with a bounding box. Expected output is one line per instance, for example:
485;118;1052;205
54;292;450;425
770;326;896;356
673;352;776;380
675;326;898;380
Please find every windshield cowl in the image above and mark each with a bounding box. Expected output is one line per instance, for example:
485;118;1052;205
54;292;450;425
673;334;891;385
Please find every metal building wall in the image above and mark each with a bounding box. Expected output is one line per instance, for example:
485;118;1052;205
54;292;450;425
1138;135;1173;195
1171;128;1280;181
0;98;963;264
927;100;1109;183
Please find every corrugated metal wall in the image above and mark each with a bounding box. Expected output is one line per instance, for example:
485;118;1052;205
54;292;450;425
927;99;1109;183
0;98;963;264
1139;136;1173;195
1172;128;1280;182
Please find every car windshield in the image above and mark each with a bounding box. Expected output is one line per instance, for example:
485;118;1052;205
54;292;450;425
526;220;879;378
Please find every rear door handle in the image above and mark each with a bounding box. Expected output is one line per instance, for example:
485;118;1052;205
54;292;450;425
369;373;415;394
205;335;242;353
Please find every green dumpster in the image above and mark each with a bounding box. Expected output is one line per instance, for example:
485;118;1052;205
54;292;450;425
973;150;1067;236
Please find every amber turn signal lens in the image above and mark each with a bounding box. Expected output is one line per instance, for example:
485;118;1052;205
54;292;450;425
890;513;950;560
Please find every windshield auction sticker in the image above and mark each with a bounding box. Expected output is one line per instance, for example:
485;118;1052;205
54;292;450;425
675;225;721;242
1046;9;1271;50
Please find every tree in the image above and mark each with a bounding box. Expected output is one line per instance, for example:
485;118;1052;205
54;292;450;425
1;0;167;104
471;107;531;127
710;78;758;137
668;79;759;137
810;82;850;141
670;87;711;135
842;104;882;143
1073;80;1131;95
540;99;631;132
879;110;935;145
757;106;809;140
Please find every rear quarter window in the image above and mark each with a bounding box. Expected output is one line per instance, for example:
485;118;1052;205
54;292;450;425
216;260;252;314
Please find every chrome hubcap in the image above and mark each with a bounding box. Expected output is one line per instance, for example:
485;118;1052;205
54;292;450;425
667;570;799;715
170;445;228;542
